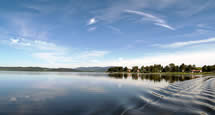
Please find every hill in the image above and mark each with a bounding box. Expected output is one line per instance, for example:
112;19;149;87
75;67;112;72
0;67;81;72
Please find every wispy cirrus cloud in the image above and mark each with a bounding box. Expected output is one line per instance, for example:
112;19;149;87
107;26;121;33
96;0;178;22
89;0;180;32
88;27;97;32
8;38;65;51
10;17;50;42
154;23;175;31
96;0;214;21
125;10;175;30
156;37;215;48
92;0;214;31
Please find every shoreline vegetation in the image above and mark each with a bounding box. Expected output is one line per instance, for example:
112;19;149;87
107;72;214;75
107;63;215;75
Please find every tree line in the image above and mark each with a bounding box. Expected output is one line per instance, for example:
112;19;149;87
107;63;215;73
202;65;215;72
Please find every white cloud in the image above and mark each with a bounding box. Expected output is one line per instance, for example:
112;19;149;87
33;40;62;51
33;50;109;65
33;52;74;64
154;23;175;31
107;26;121;33
197;24;207;28
32;50;110;67
33;49;215;68
87;18;97;25
88;27;97;32
10;39;20;44
5;38;73;64
96;0;176;22
9;38;65;51
125;10;175;30
12;17;49;40
157;37;215;48
10;38;32;46
80;50;109;58
3;38;111;67
83;49;215;68
30;50;110;68
87;18;98;32
125;10;165;23
97;0;213;22
5;38;214;68
197;24;213;29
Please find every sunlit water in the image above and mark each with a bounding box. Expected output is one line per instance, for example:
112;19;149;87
0;72;214;115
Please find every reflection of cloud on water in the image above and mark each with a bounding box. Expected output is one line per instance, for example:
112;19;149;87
79;86;106;94
108;78;170;89
30;90;66;101
3;78;108;114
3;73;170;107
9;97;17;102
25;76;108;102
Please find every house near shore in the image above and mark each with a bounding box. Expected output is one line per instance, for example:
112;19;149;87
191;70;202;73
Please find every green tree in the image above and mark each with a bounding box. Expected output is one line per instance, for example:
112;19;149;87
174;65;179;72
145;66;150;73
156;64;163;72
107;67;123;72
123;67;128;72
169;63;175;72
140;66;145;73
150;64;162;72
163;66;170;72
207;65;213;72
132;66;139;73
179;63;186;72
118;67;123;72
185;65;192;72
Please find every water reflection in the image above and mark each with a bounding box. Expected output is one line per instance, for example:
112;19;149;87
0;72;214;115
108;73;199;83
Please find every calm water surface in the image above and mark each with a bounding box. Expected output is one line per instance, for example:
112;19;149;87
0;72;214;115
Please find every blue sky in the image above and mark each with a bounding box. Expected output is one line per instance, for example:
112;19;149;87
0;0;215;68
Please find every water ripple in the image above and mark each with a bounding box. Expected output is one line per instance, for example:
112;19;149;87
124;76;215;115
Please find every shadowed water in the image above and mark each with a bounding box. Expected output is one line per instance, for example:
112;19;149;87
0;72;214;115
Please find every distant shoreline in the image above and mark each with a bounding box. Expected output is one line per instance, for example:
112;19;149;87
0;66;110;72
0;67;81;72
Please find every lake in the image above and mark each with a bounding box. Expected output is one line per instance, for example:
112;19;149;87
0;72;214;115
